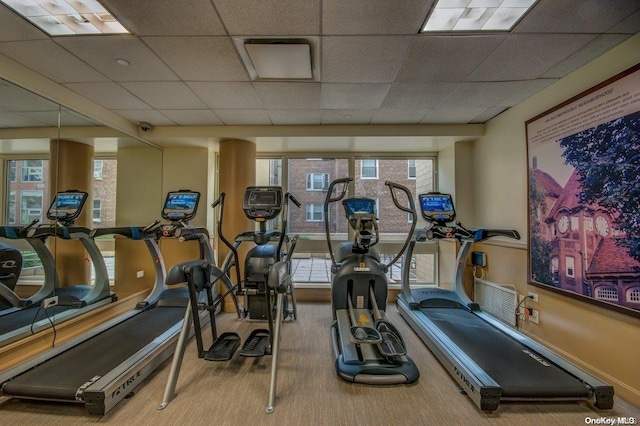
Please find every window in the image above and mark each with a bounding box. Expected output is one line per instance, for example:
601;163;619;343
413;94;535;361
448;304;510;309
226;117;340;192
584;216;593;232
360;159;378;179
9;162;16;182
408;160;416;179
8;191;16;224
627;287;640;303
21;190;43;223
370;196;380;218
21;160;43;182
571;216;579;231
306;173;329;191
93;199;102;222
306;204;324;222
94;160;104;180
596;285;618;301
565;256;575;278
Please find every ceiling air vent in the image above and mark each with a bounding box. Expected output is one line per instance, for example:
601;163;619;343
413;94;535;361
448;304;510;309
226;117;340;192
236;39;316;81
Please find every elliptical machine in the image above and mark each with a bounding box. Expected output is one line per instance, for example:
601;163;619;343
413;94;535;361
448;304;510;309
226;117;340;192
159;186;299;414
324;177;419;384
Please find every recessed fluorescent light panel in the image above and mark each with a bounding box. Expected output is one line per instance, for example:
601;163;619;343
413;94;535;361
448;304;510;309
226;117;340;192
1;0;130;36
422;0;538;32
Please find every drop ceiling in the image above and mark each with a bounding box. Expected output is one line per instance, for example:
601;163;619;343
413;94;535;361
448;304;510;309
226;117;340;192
0;0;639;151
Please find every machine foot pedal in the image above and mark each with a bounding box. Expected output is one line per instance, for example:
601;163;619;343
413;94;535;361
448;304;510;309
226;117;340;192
239;329;270;357
375;320;406;357
204;332;240;361
349;326;382;344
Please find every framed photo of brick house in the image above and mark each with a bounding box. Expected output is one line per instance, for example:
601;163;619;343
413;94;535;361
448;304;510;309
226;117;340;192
526;63;640;317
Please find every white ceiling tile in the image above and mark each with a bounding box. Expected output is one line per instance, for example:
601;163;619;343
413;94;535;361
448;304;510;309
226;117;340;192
120;82;208;109
438;81;526;108
468;34;597;81
609;9;640;33
112;109;176;126
55;36;179;82
187;82;264;109
101;0;227;36
380;83;459;110
322;36;413;83
322;84;389;109
322;0;433;35
142;37;249;81
0;82;58;112
396;36;506;83
160;109;224;126
253;82;321;109
63;82;151;109
541;34;632;79
420;108;488;124
213;0;320;35
471;107;509;123
0;112;49;127
213;109;272;125
370;108;429;124
499;79;558;106
268;109;322;125
0;40;108;83
515;0;640;33
0;7;48;41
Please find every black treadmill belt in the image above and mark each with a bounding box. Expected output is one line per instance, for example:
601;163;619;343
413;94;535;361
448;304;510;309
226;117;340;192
0;304;77;334
0;286;96;334
2;306;186;401
422;308;590;398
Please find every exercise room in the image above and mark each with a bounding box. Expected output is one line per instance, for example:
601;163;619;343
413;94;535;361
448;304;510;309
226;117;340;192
0;1;639;425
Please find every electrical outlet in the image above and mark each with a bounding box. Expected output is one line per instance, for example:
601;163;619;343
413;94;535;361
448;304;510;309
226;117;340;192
528;292;539;302
530;309;539;324
43;296;58;309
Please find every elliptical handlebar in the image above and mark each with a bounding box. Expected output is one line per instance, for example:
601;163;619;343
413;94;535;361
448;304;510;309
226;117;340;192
382;181;418;269
285;193;301;208
212;192;241;284
324;177;352;268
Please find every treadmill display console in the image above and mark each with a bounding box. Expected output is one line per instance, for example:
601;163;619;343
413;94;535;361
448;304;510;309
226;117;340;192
419;193;455;223
162;191;200;222
342;198;376;217
243;186;282;221
47;191;88;222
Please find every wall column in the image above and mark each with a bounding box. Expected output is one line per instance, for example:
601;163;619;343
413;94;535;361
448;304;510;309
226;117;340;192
219;139;255;311
49;139;93;286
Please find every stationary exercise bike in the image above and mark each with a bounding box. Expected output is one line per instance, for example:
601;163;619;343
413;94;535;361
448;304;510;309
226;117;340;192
159;186;299;414
324;177;419;384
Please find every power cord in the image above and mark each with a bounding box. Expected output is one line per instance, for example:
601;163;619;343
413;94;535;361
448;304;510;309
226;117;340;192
472;266;485;279
30;305;57;347
514;295;533;330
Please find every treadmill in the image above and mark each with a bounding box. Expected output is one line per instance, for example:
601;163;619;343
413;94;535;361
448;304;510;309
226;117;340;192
0;190;208;416
0;190;115;347
396;192;614;412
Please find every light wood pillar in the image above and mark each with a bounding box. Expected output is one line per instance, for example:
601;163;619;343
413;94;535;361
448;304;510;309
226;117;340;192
219;139;255;311
49;139;93;286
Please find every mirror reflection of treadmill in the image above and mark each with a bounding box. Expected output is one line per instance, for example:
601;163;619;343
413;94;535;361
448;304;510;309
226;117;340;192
0;191;115;346
0;190;208;415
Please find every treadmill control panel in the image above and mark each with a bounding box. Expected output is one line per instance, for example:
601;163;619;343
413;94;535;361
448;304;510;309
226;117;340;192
47;191;88;223
419;193;455;224
162;190;200;222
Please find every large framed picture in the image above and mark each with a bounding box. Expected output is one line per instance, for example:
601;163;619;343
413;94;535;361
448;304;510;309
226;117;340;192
526;63;640;318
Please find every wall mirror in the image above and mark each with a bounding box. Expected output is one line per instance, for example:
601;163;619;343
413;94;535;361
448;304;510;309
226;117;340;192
0;78;163;348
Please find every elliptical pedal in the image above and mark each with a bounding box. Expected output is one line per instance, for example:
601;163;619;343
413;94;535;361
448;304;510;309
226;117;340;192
239;328;270;357
204;332;241;361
